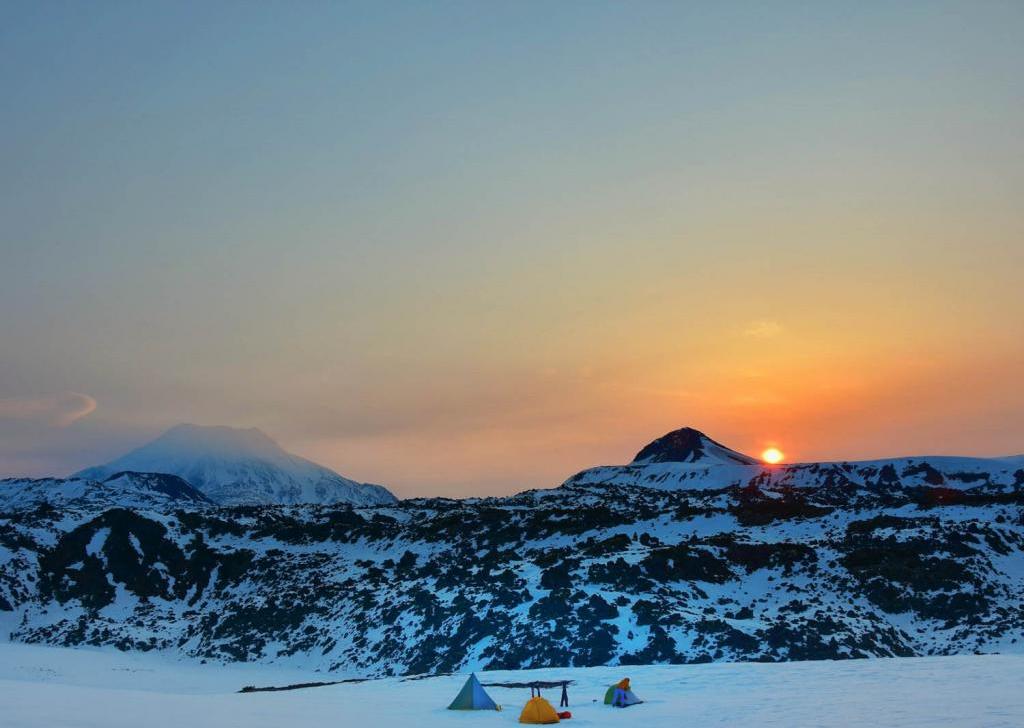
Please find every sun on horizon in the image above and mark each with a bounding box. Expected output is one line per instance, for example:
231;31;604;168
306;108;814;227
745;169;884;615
761;447;784;464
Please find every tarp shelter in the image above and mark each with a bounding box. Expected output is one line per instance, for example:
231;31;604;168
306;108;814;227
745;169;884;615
519;695;560;724
448;673;499;711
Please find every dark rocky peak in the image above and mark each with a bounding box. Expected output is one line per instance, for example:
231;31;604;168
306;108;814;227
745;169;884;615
103;471;214;504
631;427;759;466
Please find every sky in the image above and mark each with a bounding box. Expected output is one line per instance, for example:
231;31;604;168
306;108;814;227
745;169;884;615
1;1;1023;498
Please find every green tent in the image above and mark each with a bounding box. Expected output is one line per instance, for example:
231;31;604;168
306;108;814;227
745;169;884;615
448;673;499;711
604;684;643;707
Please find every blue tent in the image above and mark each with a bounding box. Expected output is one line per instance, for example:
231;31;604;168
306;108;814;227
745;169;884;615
447;673;499;711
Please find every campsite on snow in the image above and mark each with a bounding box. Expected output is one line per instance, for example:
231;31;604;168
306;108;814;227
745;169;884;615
2;641;1023;727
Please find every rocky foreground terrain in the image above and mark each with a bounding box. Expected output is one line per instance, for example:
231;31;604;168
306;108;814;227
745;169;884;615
1;428;1022;676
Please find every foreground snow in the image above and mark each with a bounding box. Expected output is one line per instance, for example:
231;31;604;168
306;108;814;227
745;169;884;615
1;643;1022;727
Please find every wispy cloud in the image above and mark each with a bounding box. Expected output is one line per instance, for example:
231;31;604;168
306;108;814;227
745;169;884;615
743;320;784;339
0;392;97;427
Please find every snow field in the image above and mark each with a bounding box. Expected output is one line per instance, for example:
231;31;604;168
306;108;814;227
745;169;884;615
1;642;1023;727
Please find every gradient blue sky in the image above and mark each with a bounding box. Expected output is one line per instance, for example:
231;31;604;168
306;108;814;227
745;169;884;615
2;2;1023;496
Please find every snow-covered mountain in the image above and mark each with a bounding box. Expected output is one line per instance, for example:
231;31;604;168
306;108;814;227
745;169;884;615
565;426;1024;494
1;425;1022;677
73;424;396;506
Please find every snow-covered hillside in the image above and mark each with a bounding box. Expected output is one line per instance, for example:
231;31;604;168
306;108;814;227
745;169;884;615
566;427;1024;494
2;456;1024;672
1;426;1022;678
0;472;212;512
1;642;1021;728
74;424;396;506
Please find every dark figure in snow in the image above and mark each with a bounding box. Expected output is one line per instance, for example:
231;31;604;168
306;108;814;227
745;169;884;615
560;681;569;708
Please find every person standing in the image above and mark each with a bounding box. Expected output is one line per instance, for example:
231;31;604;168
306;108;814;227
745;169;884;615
613;677;631;707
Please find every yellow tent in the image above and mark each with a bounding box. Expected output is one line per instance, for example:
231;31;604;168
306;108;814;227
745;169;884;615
519;695;560;724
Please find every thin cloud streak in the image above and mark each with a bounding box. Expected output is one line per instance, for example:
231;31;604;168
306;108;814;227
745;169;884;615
743;321;784;339
0;393;97;427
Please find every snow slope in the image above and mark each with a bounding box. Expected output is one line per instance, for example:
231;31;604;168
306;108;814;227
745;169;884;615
74;424;396;506
0;642;1021;728
3;478;1023;674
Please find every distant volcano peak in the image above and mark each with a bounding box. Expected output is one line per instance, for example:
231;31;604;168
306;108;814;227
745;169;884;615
73;423;396;506
631;427;758;466
157;423;280;454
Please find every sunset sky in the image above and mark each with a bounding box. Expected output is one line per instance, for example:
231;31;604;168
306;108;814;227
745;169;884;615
2;2;1022;497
